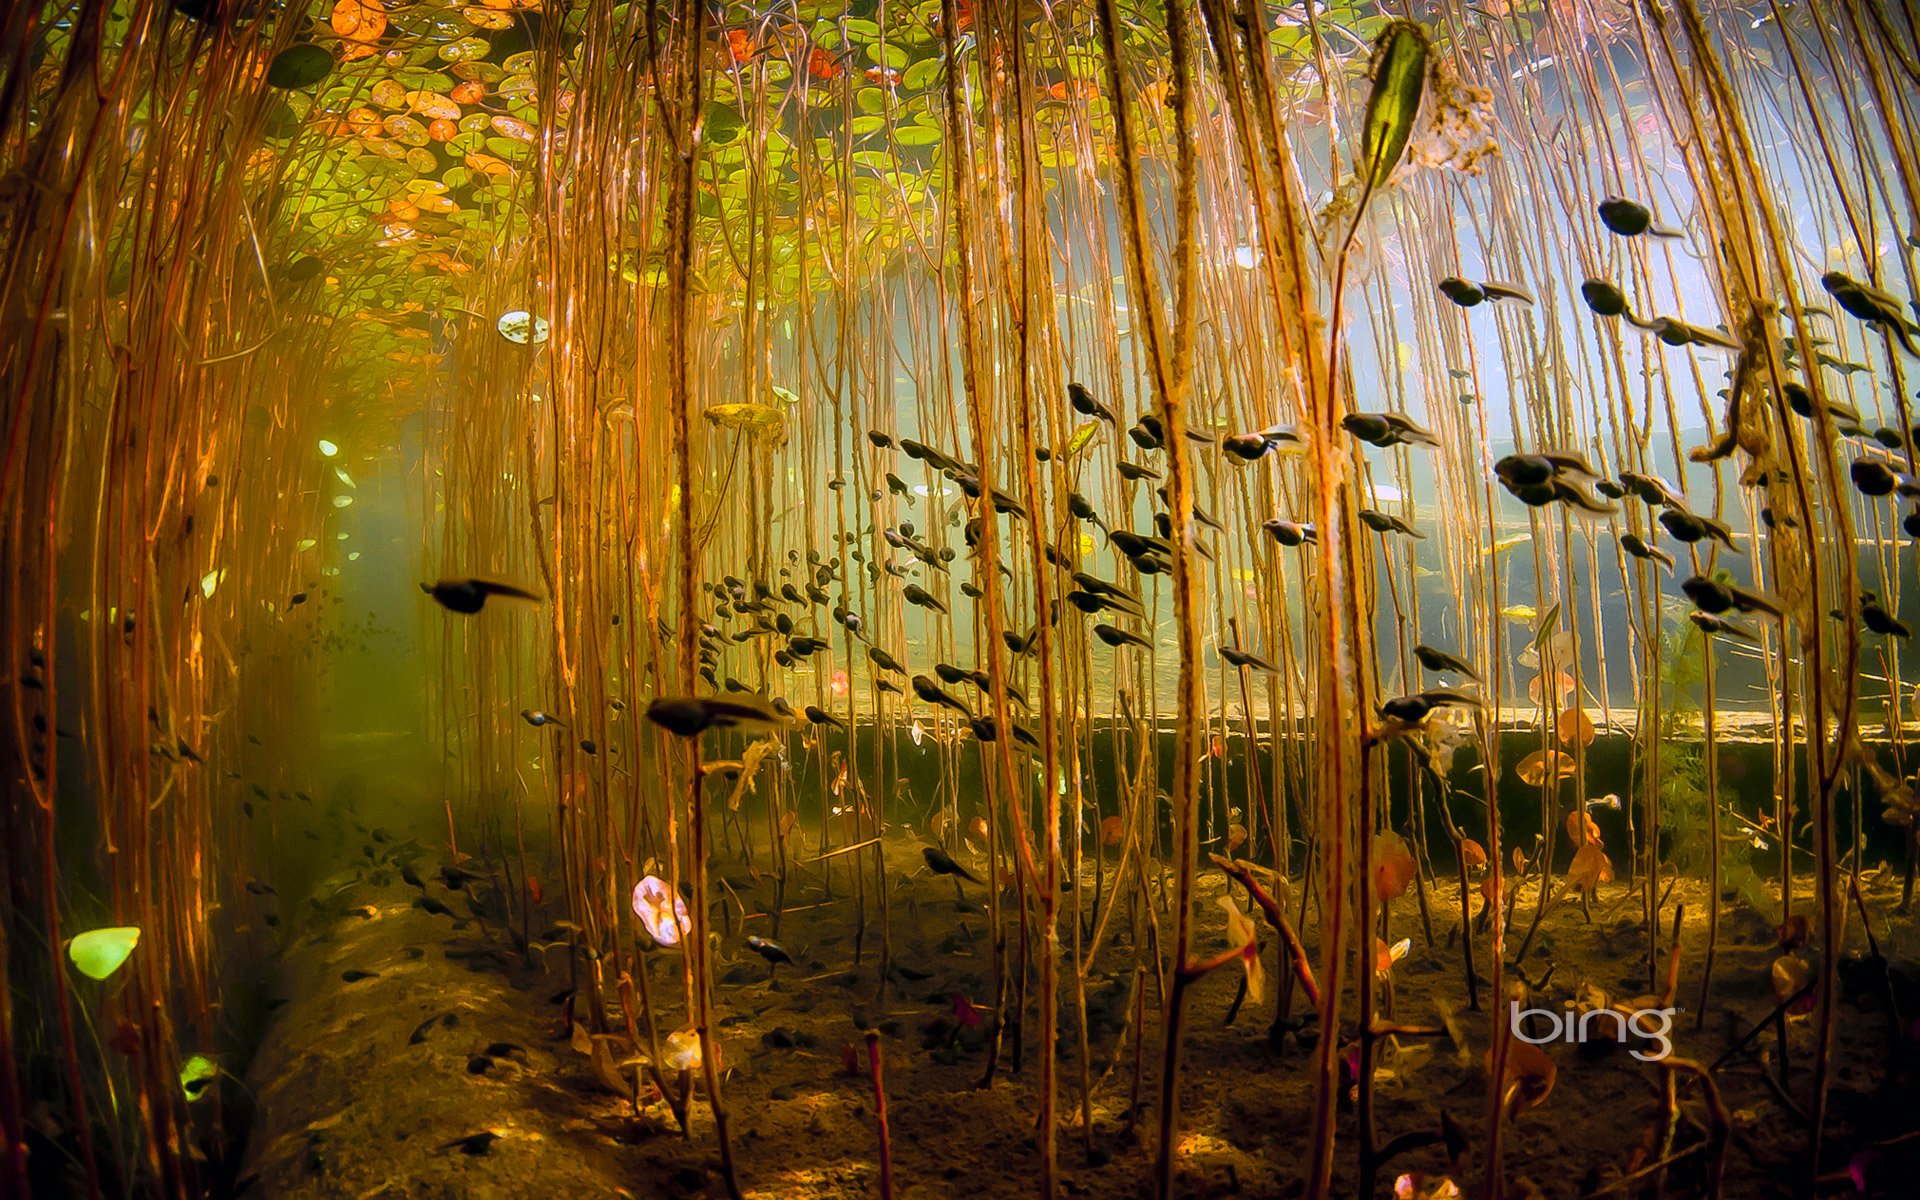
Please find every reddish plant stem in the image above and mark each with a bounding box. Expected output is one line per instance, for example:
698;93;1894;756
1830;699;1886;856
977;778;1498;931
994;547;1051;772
867;1031;894;1200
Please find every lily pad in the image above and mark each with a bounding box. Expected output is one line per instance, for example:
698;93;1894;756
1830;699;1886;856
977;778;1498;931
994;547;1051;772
1514;749;1577;788
1552;706;1595;748
496;310;549;344
68;926;140;980
704;402;787;445
266;44;334;90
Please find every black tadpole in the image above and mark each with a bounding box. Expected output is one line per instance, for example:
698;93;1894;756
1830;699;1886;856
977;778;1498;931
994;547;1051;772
922;845;979;884
1412;644;1479;683
745;935;794;981
420;578;542;615
442;1131;501;1156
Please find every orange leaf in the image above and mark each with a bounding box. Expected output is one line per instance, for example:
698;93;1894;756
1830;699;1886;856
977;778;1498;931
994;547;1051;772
1564;809;1601;847
1566;841;1611;892
331;0;387;42
1099;815;1124;847
1771;955;1817;1015
1459;839;1487;869
1374;833;1419;900
1553;706;1595;747
1494;1039;1556;1116
1526;670;1575;706
1514;749;1576;787
807;46;839;81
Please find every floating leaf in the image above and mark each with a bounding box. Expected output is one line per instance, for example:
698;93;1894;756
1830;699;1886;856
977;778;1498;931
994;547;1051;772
1393;1175;1465;1200
496;309;549;344
439;36;491;64
382;114;430;147
1374;832;1419;900
179;1054;219;1100
1478;872;1503;907
1219;897;1264;1003
704;402;787;446
68;927;140;980
1358;22;1430;189
1552;706;1594;747
1566;841;1611;892
1064;421;1100;458
663;1028;703;1071
490;114;536;142
1514;749;1576;787
331;0;386;42
1492;1039;1556;1116
1771;955;1817;1015
464;7;516;32
266;44;334;90
631;875;690;947
1530;603;1563;651
1526;670;1575;706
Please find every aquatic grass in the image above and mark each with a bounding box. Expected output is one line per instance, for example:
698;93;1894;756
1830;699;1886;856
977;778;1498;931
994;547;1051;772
4;1;1918;1197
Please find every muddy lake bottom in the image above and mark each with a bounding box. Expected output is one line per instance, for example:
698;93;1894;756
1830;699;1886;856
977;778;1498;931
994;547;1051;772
236;844;1916;1200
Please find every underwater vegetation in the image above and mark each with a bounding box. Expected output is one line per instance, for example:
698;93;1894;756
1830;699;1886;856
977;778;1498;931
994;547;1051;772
5;0;1920;1197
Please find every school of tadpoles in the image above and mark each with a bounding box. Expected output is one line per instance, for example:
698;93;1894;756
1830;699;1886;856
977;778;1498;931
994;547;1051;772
5;0;1920;1197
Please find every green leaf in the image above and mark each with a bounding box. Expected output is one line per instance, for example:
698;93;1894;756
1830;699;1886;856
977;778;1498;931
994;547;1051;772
902;57;944;91
1064;421;1101;458
266;45;333;90
438;36;491;64
1531;603;1562;651
180;1054;219;1100
1358;21;1428;188
68;927;140;980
